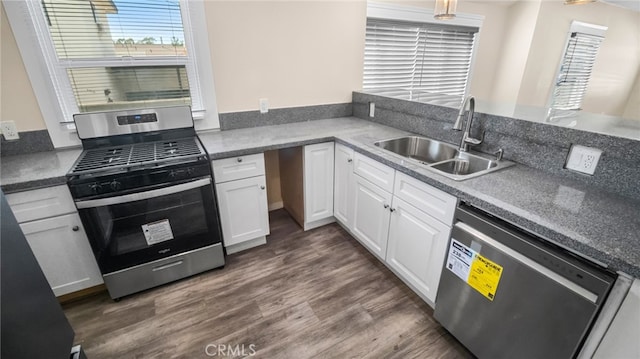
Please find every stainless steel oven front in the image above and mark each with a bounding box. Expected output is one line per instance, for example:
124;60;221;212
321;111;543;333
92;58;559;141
74;175;224;299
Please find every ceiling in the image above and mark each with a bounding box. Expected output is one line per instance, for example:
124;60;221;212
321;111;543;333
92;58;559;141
600;0;640;12
471;0;640;12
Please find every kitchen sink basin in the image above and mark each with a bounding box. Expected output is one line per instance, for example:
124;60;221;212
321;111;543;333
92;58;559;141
374;136;514;180
374;136;459;164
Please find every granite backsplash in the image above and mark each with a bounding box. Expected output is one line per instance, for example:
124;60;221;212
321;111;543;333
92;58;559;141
0;130;54;157
353;91;640;201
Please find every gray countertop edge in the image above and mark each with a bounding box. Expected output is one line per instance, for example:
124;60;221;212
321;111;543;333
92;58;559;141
1;177;68;193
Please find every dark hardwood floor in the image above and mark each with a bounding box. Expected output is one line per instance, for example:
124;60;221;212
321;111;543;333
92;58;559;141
63;209;473;358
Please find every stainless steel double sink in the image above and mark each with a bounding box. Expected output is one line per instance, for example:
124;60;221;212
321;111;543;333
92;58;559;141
374;136;514;180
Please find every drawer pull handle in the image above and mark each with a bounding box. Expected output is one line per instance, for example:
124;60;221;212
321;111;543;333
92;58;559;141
383;204;389;209
260;185;266;190
152;260;184;272
347;158;353;163
72;226;80;231
237;158;243;163
390;208;396;213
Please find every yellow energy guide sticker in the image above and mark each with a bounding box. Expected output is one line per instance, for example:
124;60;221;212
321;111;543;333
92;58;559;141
467;254;503;301
445;239;504;301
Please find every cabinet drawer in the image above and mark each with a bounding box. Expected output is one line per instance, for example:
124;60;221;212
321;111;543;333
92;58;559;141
212;153;265;183
6;185;76;223
353;152;396;193
393;172;457;226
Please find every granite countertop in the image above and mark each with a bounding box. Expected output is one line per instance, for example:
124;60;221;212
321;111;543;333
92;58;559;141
0;148;82;193
2;117;639;277
198;117;640;278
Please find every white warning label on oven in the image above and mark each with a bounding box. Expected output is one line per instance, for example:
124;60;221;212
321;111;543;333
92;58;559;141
445;238;474;282
142;219;174;246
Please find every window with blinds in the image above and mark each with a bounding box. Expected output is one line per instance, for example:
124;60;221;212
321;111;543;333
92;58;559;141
38;0;196;119
364;19;478;97
551;31;604;111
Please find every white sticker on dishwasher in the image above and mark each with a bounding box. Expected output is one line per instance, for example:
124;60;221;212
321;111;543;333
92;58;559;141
445;239;475;282
142;219;174;246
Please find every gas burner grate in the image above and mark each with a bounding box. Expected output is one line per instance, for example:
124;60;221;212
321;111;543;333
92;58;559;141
73;146;132;172
70;137;204;175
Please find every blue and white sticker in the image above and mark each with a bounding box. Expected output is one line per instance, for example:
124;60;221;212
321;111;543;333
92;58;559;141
445;239;475;282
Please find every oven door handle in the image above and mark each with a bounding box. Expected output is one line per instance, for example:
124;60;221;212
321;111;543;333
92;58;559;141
75;177;212;209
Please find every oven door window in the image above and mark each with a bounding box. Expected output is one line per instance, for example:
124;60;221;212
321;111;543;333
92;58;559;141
79;180;220;273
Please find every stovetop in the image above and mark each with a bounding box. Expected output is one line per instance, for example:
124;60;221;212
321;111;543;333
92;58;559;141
68;137;207;177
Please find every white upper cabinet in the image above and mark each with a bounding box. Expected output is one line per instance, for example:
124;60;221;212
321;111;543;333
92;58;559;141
334;143;355;229
304;142;335;229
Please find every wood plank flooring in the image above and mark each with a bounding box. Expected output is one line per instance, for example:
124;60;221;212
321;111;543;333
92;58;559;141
63;209;473;359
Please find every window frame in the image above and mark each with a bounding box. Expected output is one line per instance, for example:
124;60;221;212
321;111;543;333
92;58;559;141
548;20;607;111
4;0;219;148
365;1;484;99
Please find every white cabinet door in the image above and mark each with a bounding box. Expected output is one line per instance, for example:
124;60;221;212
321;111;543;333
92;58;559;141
19;213;103;297
304;142;335;227
216;175;269;247
351;174;392;259
334;143;354;229
386;196;451;303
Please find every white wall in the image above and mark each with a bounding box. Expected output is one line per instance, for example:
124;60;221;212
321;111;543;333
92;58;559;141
516;1;640;118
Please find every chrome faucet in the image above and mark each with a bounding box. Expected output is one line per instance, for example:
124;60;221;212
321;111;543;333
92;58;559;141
453;96;484;152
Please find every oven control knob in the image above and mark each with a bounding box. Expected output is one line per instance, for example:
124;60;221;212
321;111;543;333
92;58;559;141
186;168;195;176
169;170;178;179
110;180;122;191
89;183;102;194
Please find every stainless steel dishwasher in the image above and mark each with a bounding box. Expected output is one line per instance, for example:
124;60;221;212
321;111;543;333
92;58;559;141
434;203;617;359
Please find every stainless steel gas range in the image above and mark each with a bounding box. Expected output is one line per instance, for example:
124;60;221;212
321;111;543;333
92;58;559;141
66;106;224;300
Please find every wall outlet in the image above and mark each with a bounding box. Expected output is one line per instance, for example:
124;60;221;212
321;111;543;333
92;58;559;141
565;144;602;175
0;121;20;140
259;98;269;114
369;102;375;117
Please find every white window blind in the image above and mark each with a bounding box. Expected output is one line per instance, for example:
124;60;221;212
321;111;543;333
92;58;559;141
364;19;478;97
33;0;202;122
551;31;604;111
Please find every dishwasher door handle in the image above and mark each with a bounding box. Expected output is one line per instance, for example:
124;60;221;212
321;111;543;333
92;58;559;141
454;222;599;303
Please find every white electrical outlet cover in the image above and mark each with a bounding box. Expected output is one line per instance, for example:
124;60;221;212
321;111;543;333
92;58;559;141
0;121;19;140
565;144;602;175
259;98;269;114
369;102;375;117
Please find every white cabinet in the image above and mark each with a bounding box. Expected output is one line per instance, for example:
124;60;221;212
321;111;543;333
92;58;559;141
216;176;269;249
303;142;335;230
334;143;355;229
19;213;103;297
347;154;457;306
351;174;392;260
386;196;451;303
212;154;269;254
6;185;103;297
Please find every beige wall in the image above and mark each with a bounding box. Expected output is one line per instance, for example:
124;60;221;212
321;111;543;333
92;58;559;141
1;3;47;131
205;0;367;113
4;0;638;134
489;0;541;107
516;1;640;118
